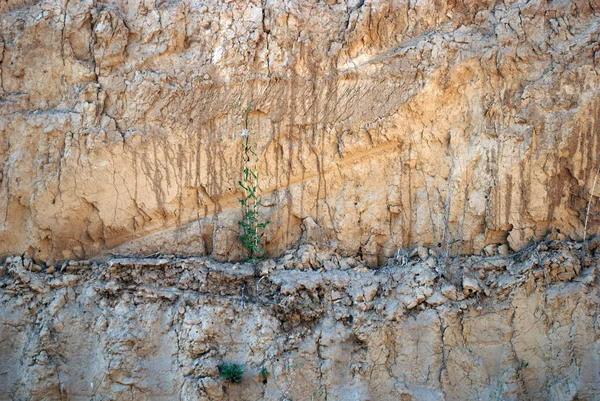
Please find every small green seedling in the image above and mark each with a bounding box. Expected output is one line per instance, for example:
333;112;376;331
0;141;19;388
218;362;245;384
260;366;270;384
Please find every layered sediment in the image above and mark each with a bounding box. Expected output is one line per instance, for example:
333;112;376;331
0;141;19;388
0;0;599;263
1;238;599;400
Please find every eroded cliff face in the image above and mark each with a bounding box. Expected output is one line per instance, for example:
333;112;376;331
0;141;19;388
0;0;599;263
1;238;600;400
2;2;600;400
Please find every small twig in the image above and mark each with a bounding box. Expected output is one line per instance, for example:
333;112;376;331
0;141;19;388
256;276;266;295
57;370;65;401
241;283;246;311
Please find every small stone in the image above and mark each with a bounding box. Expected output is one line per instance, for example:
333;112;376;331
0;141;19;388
339;259;351;270
383;300;405;321
344;257;357;268
48;292;67;316
419;286;433;299
354;265;369;273
416;246;429;261
36;350;49;365
463;276;480;296
497;244;510;256
403;288;429;309
441;284;459;301
298;245;317;269
259;260;276;276
426;258;437;269
426;291;447;307
363;283;379;302
30;264;42;272
323;260;338;271
483;244;497;256
29;279;48;294
416;267;437;286
404;295;420;310
388;205;401;214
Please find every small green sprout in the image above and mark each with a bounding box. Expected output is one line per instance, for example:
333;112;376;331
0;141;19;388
218;361;245;384
260;366;270;384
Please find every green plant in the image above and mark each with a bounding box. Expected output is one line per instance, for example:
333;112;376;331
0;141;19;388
238;103;270;258
218;361;245;384
260;366;269;384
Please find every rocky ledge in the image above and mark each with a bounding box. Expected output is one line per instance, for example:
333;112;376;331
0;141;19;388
1;237;600;400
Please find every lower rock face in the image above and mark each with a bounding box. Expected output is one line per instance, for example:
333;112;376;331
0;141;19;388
2;239;600;401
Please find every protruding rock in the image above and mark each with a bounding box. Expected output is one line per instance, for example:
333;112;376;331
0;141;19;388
497;244;510;256
259;260;276;276
426;291;447;307
463;276;480;297
417;246;429;261
441;284;461;301
483;244;498;257
362;283;379;302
